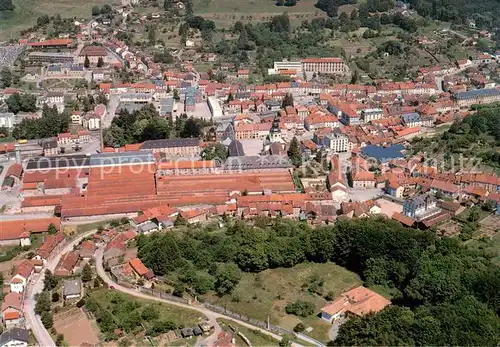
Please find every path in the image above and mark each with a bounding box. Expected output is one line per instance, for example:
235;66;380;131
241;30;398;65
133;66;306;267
94;248;298;346
24;229;101;347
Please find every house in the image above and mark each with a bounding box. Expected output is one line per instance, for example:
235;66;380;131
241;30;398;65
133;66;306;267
78;240;97;259
429;179;459;198
103;240;126;265
63;279;82;300
129;258;154;280
9;261;34;293
54;251;79;277
37;233;65;261
321;286;391;323
403;194;441;221
213;331;237;347
385;179;404;198
351;171;376;188
42;140;59;156
1;293;23;329
0;328;30;347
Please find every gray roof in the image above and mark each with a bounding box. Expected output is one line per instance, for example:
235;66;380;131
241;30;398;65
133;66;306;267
138;221;158;233
223;155;292;170
407;193;436;207
63;278;82;297
454;88;500;100
89;151;155;166
26;155;90;170
141;138;200;149
0;328;30;345
228;140;245;157
402;112;420;123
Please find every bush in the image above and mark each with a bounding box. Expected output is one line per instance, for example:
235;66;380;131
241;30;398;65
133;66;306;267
76;299;85;308
293;322;306;332
51;292;60;302
324;291;335;301
285;300;315;317
41;311;53;328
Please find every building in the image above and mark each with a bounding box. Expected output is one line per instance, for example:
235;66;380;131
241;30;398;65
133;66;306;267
129;258;154;280
63;279;82;300
78;45;109;65
454;88;500;107
1;293;24;329
0;328;30;347
351;171;376;188
28;52;75;64
28;39;73;48
403;194;441;221
9;261;34;293
207;97;223;118
361;108;384;123
324;133;349;153
140;138;201;157
42;140;59;157
302;57;346;74
0;113;20;129
321;286;391;323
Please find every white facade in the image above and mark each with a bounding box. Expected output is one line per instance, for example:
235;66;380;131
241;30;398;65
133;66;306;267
325;134;349;152
9;276;27;294
361;108;384;123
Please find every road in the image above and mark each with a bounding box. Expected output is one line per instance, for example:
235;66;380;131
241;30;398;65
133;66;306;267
24;229;101;347
94;248;304;346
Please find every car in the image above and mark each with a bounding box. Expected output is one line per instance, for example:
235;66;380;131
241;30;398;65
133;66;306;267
109;285;114;290
18;139;28;144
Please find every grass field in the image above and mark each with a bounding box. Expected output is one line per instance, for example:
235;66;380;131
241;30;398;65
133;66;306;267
203;262;361;342
193;0;326;28
74;220;114;234
466;231;500;267
89;288;205;344
0;0;112;39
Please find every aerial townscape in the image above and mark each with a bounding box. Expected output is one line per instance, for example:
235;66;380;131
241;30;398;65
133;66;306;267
1;0;500;345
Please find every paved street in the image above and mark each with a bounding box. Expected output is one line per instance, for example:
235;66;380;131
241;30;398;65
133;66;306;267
24;229;102;347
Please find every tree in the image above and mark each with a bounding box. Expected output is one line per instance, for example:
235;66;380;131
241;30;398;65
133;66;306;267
51;292;60;302
0;0;15;11
43;270;58;291
467;207;480;222
282;93;294;108
55;334;64;347
227;93;234;102
97;57;104;67
82;263;93;282
47;223;57;235
41;311;53;329
164;0;173;10
180;117;201;138
279;335;291;347
6;93;37;114
285;300;315;317
91;5;100;16
173;89;180;101
287;136;302;167
0;68;12;88
214;263;242;296
35;291;51;314
84;55;90;68
201;143;228;161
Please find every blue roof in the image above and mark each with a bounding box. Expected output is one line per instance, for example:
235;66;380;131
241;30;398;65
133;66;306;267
402;112;420;123
90;151;155;166
361;144;404;162
455;88;500;100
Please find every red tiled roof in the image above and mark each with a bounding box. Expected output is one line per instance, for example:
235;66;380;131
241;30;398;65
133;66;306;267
129;258;149;276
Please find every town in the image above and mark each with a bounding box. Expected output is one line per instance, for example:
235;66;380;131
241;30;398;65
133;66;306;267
0;0;500;345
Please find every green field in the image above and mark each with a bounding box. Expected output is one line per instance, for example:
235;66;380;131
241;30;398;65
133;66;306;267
203;262;361;342
217;319;280;346
0;0;112;38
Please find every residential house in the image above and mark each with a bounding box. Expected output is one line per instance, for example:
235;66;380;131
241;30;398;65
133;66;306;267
37;233;65;262
0;328;30;347
129;258;154;280
63;279;82;300
9;261;34;293
351;171;376;188
321;286;391;323
42;140;59;157
54;251;79;277
78;240;97;259
403;194;441;221
1;293;23;329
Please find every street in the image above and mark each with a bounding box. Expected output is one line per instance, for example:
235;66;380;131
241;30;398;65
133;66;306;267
24;229;102;347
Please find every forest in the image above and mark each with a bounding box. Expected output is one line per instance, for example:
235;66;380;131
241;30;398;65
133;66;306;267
137;217;500;345
411;105;500;168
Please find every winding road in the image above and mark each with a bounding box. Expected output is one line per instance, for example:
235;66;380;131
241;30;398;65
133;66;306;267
24;229;101;347
94;248;315;346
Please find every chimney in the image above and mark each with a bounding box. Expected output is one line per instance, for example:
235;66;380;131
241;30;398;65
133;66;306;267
14;143;21;164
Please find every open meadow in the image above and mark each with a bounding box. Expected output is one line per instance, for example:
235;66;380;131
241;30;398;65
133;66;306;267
203;262;362;342
0;0;112;39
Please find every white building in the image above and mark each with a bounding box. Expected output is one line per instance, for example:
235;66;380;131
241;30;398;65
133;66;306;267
361;108;384;123
325;133;349;152
207;97;223;118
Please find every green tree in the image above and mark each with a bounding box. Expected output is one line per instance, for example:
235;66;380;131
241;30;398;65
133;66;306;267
41;311;53;329
91;5;100;15
0;68;12;88
285;300;315;317
214;263;242;296
51;292;60;302
35;291;51;314
84;55;90;68
82;263;93;282
173;89;180;100
0;0;15;11
47;223;57;235
201;143;228;161
43;270;58;291
287;136;302;167
55;334;65;346
97;57;104;67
